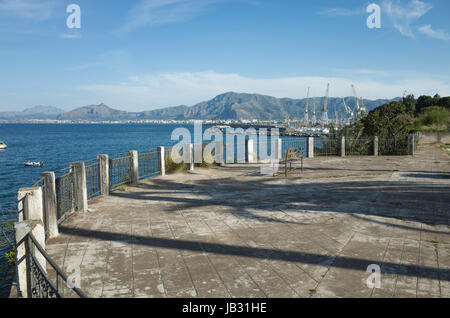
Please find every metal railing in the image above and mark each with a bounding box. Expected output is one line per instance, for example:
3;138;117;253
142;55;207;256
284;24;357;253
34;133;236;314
345;138;373;156
16;232;86;298
314;137;340;156
138;151;159;180
379;137;409;156
55;167;73;221
85;159;100;200
109;154;131;189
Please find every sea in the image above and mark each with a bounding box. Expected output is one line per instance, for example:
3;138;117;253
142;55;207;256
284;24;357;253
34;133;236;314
0;123;307;297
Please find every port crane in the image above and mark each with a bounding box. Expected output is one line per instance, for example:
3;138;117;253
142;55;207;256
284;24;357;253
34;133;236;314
351;84;367;117
304;87;310;124
311;96;317;124
342;97;354;121
322;83;330;124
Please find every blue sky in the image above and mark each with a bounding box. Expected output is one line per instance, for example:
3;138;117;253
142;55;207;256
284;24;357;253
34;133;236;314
0;0;449;111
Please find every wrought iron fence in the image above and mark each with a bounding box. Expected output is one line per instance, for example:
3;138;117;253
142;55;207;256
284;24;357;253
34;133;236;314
16;232;86;298
314;137;340;156
345;138;373;156
55;167;73;221
379;137;409;155
109;154;131;190
85;159;100;200
138;151;159;180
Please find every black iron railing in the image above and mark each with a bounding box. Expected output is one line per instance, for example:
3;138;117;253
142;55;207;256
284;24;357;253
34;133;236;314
16;232;86;298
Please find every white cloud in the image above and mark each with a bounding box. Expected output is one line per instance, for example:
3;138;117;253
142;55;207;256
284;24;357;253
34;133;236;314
78;71;450;110
418;24;450;40
382;0;432;38
119;0;226;33
0;0;57;20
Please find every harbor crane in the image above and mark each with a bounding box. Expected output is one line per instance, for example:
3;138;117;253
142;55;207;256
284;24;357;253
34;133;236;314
342;97;354;120
322;83;330;124
334;103;339;126
304;87;310;123
360;97;367;113
311;96;317;124
351;84;366;117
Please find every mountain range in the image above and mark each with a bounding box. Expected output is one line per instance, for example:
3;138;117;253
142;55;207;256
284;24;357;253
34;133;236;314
1;92;398;122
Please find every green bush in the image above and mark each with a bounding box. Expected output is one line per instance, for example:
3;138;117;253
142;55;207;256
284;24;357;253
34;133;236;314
415;106;449;131
165;152;188;173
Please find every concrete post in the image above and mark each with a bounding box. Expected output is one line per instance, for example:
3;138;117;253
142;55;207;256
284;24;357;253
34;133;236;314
41;172;58;238
129;150;139;184
408;134;415;156
215;141;224;166
15;220;45;298
158;147;165;176
277;138;283;160
17;187;43;222
340;136;346;157
97;154;109;196
307;137;314;158
373;136;379;156
70;162;88;212
184;144;194;171
245;139;254;163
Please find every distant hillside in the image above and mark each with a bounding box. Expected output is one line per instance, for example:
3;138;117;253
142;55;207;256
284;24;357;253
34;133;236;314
0;105;64;120
57;103;138;121
3;93;398;122
137;92;397;121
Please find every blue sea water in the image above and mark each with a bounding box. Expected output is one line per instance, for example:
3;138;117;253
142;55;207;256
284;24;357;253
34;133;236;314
0;123;204;297
0;123;307;297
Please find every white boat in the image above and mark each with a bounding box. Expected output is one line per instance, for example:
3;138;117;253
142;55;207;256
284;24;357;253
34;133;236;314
24;161;45;167
0;141;6;149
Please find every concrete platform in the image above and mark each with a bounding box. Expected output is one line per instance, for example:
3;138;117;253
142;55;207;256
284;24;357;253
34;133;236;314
46;145;450;298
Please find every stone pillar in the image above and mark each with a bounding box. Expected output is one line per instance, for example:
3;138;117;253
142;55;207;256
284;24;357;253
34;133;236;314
245;139;254;163
373;136;379;156
158;147;165;176
340;136;346;157
184;144;194;171
70;162;88;212
17;187;43;222
215;141;224;166
307;137;314;158
408;134;415;156
41;172;58;238
129;150;139;184
277;138;283;160
14;220;45;298
97;154;109;196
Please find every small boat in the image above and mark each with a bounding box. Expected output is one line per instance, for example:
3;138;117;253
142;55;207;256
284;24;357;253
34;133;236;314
0;141;6;150
24;161;45;167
